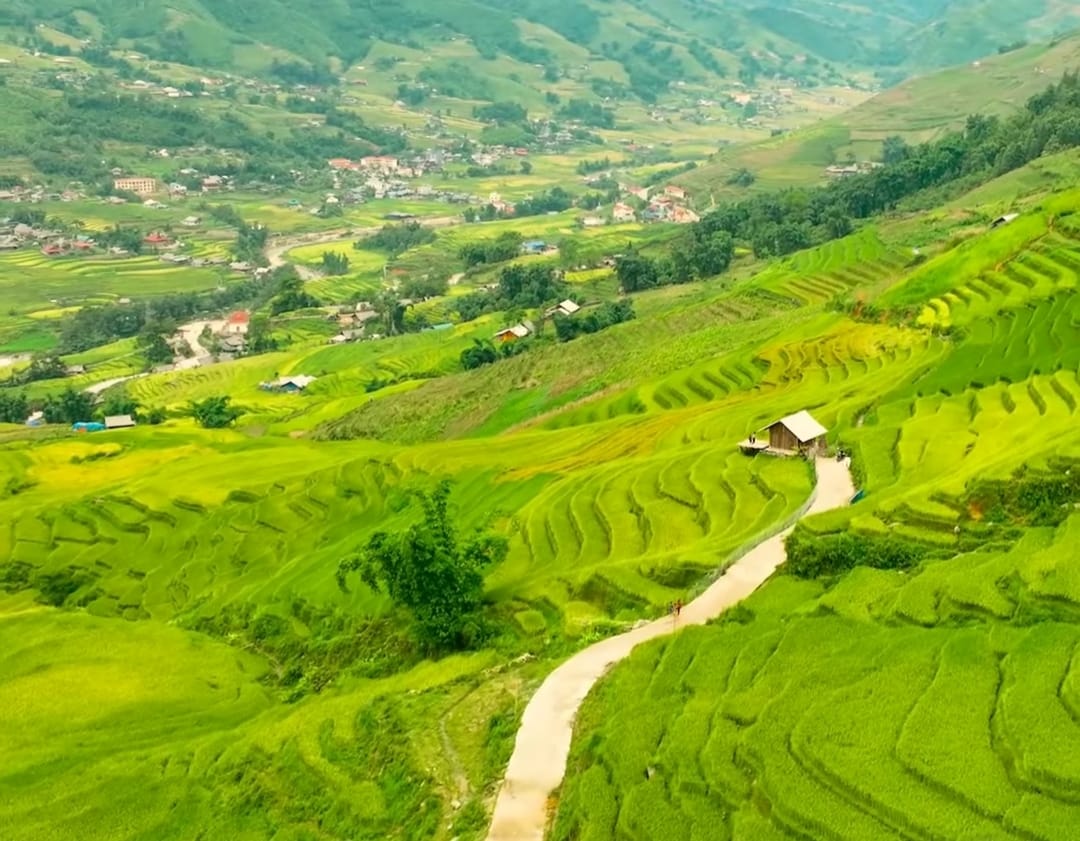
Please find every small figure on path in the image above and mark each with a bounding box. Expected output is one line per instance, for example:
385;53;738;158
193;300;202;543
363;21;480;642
675;599;683;618
749;433;756;444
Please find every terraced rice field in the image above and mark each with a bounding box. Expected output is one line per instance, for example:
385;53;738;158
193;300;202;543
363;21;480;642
756;228;907;304
0;250;236;314
916;224;1080;329
552;515;1080;841
2;159;1080;841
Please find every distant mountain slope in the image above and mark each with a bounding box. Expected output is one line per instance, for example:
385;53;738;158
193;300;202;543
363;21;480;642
679;33;1080;198
1;0;1077;93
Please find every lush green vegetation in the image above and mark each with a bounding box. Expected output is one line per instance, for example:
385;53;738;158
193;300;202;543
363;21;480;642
2;10;1080;840
7;0;1070;88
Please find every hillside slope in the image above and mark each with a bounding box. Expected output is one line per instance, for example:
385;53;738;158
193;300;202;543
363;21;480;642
681;33;1080;197
2;0;1077;89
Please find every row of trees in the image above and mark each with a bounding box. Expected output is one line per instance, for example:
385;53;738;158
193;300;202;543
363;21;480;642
680;72;1080;264
553;299;635;341
614;229;735;294
57;266;300;354
459;232;524;267
610;72;1080;294
455;263;569;323
0;388;165;427
357;222;437;257
459;338;527;370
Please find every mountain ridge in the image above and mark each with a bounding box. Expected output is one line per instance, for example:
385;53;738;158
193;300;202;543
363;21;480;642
3;0;1079;93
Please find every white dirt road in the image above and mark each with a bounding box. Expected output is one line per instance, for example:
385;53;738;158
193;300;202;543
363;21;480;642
485;457;855;841
178;319;225;358
83;374;145;396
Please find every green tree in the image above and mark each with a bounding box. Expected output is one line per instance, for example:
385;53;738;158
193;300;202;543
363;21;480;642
690;231;734;277
270;275;321;315
98;393;140;421
247;314;278;354
137;330;174;365
336;482;508;651
0;392;29;424
189;395;242;428
320;251;350;276
882;135;910;165
43;387;94;424
373;290;407;336
616;251;659;292
460;339;499;370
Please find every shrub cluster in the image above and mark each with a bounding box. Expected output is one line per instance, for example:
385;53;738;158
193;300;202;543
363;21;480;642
785;527;927;578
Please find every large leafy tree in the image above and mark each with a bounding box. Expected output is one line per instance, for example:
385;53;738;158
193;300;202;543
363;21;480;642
616;250;659;292
337;482;508;651
43;387;94;424
189;395;242;428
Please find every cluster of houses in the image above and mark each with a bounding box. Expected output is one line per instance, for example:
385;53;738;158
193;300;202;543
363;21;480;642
11;223;265;277
0;185;87;205
112;173;229;198
119;79;199;99
561;184;699;228
624;183;699;224
493;300;581;343
327;153;475;204
824;161;883;179
327;302;381;344
0;220;104;255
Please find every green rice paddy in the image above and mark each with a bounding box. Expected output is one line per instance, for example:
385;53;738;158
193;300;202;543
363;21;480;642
1;153;1079;841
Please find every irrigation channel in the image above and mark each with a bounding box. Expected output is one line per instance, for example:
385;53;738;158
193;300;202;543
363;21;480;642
486;456;855;841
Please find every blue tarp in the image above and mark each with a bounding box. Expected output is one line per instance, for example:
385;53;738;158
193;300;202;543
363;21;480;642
72;421;106;432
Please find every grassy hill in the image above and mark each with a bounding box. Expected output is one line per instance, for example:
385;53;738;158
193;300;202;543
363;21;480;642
681;32;1080;198
0;126;1078;839
3;0;1078;91
1;27;1080;841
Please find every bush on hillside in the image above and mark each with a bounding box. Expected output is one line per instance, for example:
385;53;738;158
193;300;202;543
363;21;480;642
784;527;927;578
966;468;1080;526
320;251;350;276
460;339;499;370
554;299;635;341
357;222;436;257
189;395;242;429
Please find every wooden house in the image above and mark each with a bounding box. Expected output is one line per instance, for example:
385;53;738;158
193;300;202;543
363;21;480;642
765;410;827;455
740;410;827;456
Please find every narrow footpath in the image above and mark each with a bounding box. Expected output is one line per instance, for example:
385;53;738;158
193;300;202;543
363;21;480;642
486;457;855;841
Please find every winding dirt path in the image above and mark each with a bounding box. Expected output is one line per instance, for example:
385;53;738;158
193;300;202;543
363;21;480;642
485;457;855;841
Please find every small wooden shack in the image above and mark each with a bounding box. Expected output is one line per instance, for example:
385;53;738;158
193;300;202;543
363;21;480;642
765;410;827;455
740;410;827;456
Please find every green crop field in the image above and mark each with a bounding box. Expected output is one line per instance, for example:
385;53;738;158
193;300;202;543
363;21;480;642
552;515;1080;841
2;53;1080;841
545;169;1080;840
